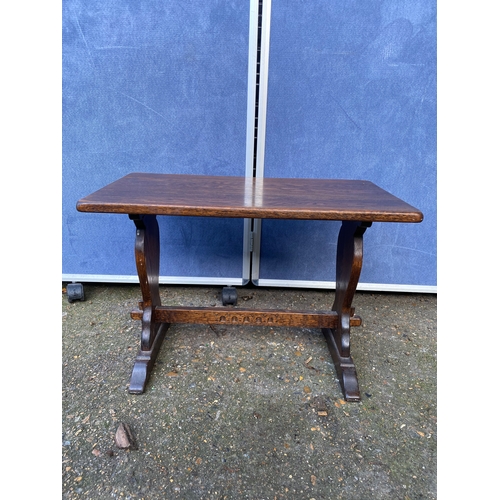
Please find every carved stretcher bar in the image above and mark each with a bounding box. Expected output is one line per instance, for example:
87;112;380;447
77;173;423;401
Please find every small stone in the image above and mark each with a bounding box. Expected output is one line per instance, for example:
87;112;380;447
311;396;327;412
115;422;137;450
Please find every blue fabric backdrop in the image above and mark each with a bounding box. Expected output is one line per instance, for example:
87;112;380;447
62;0;436;289
258;0;436;288
62;0;250;281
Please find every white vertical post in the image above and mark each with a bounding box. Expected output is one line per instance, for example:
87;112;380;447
255;0;272;179
250;0;272;284
242;0;263;283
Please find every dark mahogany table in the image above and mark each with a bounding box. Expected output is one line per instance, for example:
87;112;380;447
77;173;423;401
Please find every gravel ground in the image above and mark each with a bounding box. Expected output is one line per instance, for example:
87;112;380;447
62;283;436;499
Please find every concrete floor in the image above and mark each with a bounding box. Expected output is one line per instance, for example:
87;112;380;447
62;283;436;499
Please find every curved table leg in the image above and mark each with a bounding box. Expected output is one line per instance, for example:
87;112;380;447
323;221;371;401
128;214;169;394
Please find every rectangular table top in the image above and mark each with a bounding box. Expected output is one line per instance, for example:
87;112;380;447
76;173;423;223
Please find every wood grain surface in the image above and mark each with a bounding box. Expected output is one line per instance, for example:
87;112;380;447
77;173;423;222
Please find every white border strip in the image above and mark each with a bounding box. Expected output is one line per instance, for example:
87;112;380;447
253;278;436;294
62;274;246;286
62;274;436;293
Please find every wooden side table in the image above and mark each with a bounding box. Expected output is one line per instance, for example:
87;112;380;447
77;173;423;401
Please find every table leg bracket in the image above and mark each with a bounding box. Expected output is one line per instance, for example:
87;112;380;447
322;327;361;402
129;322;169;394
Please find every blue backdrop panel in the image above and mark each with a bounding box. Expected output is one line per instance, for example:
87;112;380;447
258;0;436;288
62;0;250;281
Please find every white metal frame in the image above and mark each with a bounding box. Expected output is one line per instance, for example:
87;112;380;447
63;0;261;287
249;0;436;294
